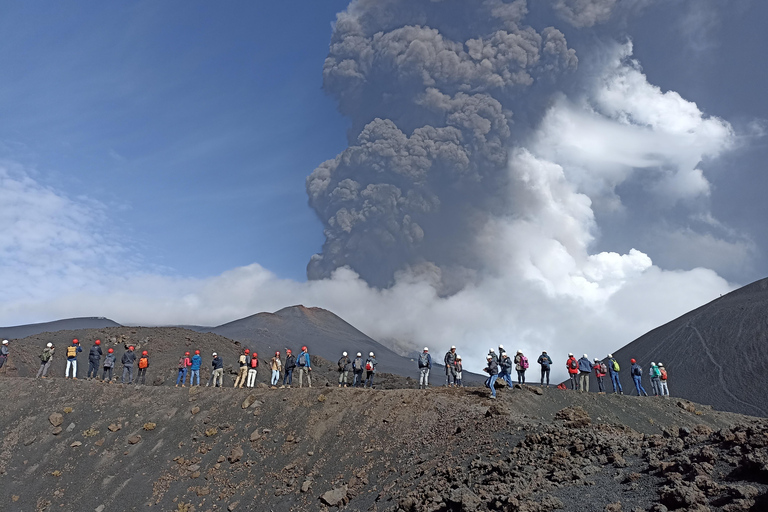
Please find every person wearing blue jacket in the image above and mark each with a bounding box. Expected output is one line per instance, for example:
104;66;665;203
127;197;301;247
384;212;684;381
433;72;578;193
87;340;103;379
630;358;648;396
417;347;431;389
296;346;312;388
190;350;202;386
577;354;592;392
607;354;623;394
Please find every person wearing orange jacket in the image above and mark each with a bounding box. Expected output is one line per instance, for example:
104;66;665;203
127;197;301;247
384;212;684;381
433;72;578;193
566;353;579;390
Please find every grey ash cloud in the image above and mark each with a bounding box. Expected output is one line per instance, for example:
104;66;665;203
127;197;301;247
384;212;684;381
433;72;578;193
306;0;577;289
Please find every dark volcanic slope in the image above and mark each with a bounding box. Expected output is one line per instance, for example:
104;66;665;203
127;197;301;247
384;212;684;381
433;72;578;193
0;317;121;341
608;277;768;417
1;378;766;512
207;305;457;379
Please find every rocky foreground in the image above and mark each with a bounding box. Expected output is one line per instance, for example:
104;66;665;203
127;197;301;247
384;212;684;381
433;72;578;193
0;377;766;512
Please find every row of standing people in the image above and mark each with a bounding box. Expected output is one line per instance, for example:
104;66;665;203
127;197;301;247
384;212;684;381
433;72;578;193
35;339;150;384
564;353;670;397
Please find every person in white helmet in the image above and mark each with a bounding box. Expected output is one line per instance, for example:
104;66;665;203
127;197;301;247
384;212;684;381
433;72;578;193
607;354;623;394
444;346;457;387
364;352;377;388
0;339;9;370
352;352;364;387
455;355;463;387
417;347;432;389
337;351;351;387
37;342;55;378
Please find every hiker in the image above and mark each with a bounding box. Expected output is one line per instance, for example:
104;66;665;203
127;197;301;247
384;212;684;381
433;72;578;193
484;354;499;399
102;348;116;382
189;350;202;386
247;351;259;388
234;349;250;388
649;362;662;396
444;346;457;386
364;352;377;388
121;346;136;384
176;352;191;387
87;339;102;379
498;344;505;362
211;352;224;387
65;339;82;379
658;362;670;397
577;354;591;392
270;351;282;388
296;346;312;388
337;351;350;387
537;351;552;387
593;358;607;393
514;350;529;384
455;355;463;387
137;350;150;385
630;358;648;396
498;352;514;388
607;354;623;394
282;349;296;388
417;347;431;389
566;353;579;390
36;342;55;378
488;348;498;367
0;339;8;369
352;352;364;388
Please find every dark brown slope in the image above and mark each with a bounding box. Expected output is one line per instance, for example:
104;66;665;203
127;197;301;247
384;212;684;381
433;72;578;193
607;277;768;417
0;378;766;512
0;317;121;341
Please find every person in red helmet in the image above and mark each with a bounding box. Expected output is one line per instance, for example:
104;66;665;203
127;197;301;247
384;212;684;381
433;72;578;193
65;338;82;379
281;349;295;388
296;346;312;388
270;351;282;388
189;350;202;386
102;347;116;382
234;348;250;388
87;339;103;380
176;352;191;387
247;351;259;388
121;345;136;384
630;358;648;396
137;350;150;385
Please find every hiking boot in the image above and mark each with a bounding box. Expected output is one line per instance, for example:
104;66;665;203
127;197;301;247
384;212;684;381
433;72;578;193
279;385;285;389
489;395;496;399
72;377;77;380
286;385;291;388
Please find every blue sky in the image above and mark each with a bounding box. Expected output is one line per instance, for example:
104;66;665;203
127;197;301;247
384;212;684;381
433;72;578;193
1;0;767;373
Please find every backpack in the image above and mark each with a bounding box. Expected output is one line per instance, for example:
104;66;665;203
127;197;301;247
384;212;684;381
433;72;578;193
178;357;185;369
633;365;642;377
520;355;529;369
239;354;247;365
557;383;567;390
250;357;258;369
138;357;148;369
67;346;77;358
365;360;373;371
418;352;429;367
41;349;51;362
611;359;620;372
338;358;346;371
298;352;307;366
353;357;362;370
660;368;667;381
600;363;608;375
569;359;577;370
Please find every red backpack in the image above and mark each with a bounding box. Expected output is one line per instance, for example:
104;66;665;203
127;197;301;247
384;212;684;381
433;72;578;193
250;357;258;369
660;368;668;381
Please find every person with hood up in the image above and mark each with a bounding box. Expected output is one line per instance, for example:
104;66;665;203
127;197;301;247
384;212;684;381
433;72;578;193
37;342;55;378
364;352;377;388
455;355;464;387
337;351;351;387
577;354;592;393
102;348;116;382
658;362;670;397
270;351;282;388
211;352;224;387
234;348;250;388
87;340;102;379
65;339;82;379
484;354;499;399
566;353;579;390
247;351;259;388
176;352;191;387
593;358;607;393
514;350;529;384
137;350;150;385
352;352;364;388
282;349;296;388
189;350;202;386
296;346;312;388
417;347;431;389
444;346;457;387
607;354;623;394
630;358;648;396
537;351;552;387
649;362;662;396
121;345;136;384
498;352;514;388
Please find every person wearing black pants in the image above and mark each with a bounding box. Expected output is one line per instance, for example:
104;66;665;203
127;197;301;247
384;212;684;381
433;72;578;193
537;351;552;387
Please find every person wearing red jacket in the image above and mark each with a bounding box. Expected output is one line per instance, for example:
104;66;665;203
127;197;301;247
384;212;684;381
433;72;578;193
176;352;191;387
593;358;607;393
566;353;579;390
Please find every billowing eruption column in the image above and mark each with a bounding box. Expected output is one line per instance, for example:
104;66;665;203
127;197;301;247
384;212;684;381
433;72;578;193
306;0;577;290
